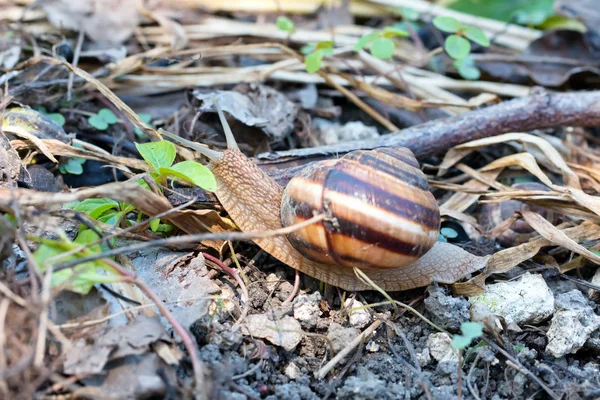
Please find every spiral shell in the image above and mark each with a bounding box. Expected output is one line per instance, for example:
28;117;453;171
280;147;440;270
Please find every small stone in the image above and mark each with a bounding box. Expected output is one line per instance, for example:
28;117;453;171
365;341;380;353
313;118;379;146
241;314;303;351
470;272;554;325
426;332;459;363
424;285;469;330
417;348;432;366
327;323;360;353
344;299;371;329
284;362;301;380
546;290;600;358
293;293;322;329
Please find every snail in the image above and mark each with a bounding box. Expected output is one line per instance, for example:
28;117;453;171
185;104;486;291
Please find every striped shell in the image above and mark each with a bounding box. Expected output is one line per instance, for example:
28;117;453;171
280;147;440;270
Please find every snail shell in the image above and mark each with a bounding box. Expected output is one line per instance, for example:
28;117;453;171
280;147;441;270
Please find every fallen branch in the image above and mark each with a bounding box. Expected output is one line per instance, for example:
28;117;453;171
258;90;600;180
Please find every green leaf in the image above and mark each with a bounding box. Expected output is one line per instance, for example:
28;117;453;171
155;223;175;233
448;0;553;25
276;16;295;33
451;322;484;350
454;56;481;80
463;26;490;47
354;32;380;51
135;140;176;172
47;113;65;126
72;198;120;220
300;44;315;55
134;113;152;137
370;37;395;59
444;35;471;59
97;108;119;124
440;227;459;239
34;233;120;294
149;218;160;232
305;51;323;73
88;114;108;130
316;40;334;50
159;160;217;192
399;7;420;21
382;26;409;38
433;16;462;33
59;157;85;175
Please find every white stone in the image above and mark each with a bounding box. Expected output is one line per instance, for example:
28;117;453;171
365;341;380;353
241;314;303;351
426;332;459;363
470;273;554;325
417;349;432;366
546;291;600;358
293;293;322;328
344;299;371;329
284;362;301;379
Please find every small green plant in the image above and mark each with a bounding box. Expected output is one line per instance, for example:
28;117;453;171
135;140;217;191
432;16;489;80
134;113;152;138
88;108;119;130
354;27;409;59
438;226;459;242
36;106;65;126
33;230;119;294
59;143;86;175
303;40;334;73
451;321;484;350
276;16;295;34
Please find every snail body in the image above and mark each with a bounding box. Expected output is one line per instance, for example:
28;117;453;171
194;104;487;291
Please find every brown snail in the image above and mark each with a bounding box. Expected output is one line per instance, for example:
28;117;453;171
188;104;485;291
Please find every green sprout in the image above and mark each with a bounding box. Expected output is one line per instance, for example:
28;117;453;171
432;16;490;80
354;26;409;59
88;108;119;130
304;40;334;73
451;321;484;350
276;16;295;34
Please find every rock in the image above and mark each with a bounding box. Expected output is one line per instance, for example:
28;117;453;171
344;299;371;329
426;332;459;363
366;341;380;353
417;348;432;366
327;323;360;353
313;118;379;146
469;272;554;325
424;285;469;330
588;268;600;301
546;290;600;358
293;293;322;329
241;314;303;351
284;362;301;380
337;374;404;399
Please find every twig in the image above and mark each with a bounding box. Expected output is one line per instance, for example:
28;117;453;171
282;270;301;306
315;319;381;379
51;213;328;273
257;90;600;174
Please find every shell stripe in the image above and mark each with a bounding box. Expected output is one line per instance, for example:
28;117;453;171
286;218;421;268
286;193;435;256
325;169;440;229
